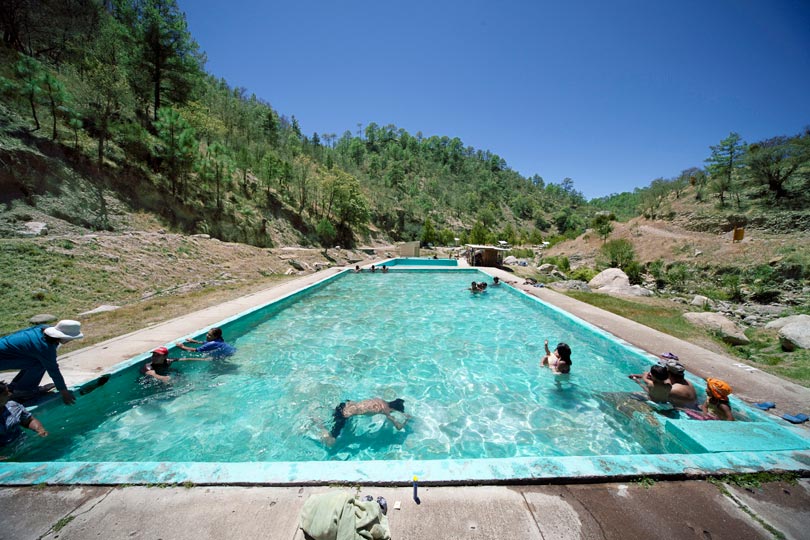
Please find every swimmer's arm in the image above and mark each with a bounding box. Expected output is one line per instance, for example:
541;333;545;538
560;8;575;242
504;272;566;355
544;340;551;355
144;370;170;383
629;375;651;389
311;417;336;447
718;403;734;421
386;412;409;430
21;415;48;437
175;341;198;352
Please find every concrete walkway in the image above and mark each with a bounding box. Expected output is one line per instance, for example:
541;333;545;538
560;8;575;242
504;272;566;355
2;480;809;540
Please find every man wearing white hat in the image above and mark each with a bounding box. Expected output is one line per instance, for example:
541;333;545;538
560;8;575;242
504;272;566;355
0;320;84;405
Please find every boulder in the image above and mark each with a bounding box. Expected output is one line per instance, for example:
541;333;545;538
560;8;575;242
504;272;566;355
683;312;750;345
550;269;567;280
288;259;308;271
29;314;57;324
588;268;630;290
548;280;591;292
764;314;810;330
778;321;810;351
538;263;557;273
598;284;654;297
503;255;519;265
21;221;48;236
588;268;652;297
690;295;713;308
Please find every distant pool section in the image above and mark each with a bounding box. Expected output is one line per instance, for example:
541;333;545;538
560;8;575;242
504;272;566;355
1;267;808;486
380;257;458;267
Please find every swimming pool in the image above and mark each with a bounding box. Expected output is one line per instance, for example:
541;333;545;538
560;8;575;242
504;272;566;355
380;257;457;266
2;269;808;485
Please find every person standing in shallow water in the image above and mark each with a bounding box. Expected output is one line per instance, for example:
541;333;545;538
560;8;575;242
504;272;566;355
541;341;571;374
629;364;671;403
175;327;235;358
1;381;48;450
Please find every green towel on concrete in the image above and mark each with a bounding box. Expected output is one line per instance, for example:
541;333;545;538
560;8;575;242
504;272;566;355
300;491;391;540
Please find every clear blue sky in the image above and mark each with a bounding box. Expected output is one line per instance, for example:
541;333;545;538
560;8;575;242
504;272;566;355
181;0;810;199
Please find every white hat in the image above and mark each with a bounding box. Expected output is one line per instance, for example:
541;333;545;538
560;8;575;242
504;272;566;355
44;320;84;341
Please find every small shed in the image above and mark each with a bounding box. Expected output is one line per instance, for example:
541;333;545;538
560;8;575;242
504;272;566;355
400;241;420;257
464;244;510;267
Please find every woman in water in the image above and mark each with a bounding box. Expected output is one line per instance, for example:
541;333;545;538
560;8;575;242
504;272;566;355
541;340;572;374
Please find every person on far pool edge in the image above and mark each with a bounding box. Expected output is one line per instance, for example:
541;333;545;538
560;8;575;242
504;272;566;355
541;340;571;374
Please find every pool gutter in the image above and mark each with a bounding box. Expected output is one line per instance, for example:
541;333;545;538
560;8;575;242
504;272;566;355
1;450;808;486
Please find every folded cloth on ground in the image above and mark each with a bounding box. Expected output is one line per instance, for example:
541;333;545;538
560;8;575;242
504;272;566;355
754;401;775;410
300;491;390;540
782;413;809;424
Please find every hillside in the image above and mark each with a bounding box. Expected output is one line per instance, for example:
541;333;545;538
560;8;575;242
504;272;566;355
0;210;393;344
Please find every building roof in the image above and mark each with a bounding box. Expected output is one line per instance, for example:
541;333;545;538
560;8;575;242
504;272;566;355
465;244;511;251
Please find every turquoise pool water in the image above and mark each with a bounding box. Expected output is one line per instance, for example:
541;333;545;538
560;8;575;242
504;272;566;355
381;258;457;266
6;271;809;474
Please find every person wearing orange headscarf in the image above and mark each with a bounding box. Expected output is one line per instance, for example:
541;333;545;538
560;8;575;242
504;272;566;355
701;378;734;421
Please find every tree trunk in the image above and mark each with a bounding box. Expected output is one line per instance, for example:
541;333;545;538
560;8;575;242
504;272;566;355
29;96;40;130
153;52;161;121
50;95;57;140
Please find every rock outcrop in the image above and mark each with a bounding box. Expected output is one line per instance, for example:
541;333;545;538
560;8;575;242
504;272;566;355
683;312;750;345
588;268;654;297
548;280;591;292
776;318;810;351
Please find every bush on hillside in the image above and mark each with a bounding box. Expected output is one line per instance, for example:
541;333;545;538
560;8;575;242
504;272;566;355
598;239;636;270
647;259;666;289
625;260;643;285
542;255;570;271
569;266;597;282
666;262;690;292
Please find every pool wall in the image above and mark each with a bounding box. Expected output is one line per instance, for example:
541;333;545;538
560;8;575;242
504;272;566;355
378;258;458;267
3;268;808;485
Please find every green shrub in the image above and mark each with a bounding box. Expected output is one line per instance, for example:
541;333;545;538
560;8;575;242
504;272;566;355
666;262;690;292
569;266;597;282
625;260;643;285
721;272;744;301
598;239;636;269
647;259;666;289
508;248;534;259
542;255;570;271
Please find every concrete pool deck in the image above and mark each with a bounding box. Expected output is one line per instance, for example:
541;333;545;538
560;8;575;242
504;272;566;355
2;265;809;538
3;480;810;539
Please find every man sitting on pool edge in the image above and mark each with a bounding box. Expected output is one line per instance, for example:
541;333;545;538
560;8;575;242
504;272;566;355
319;398;410;447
